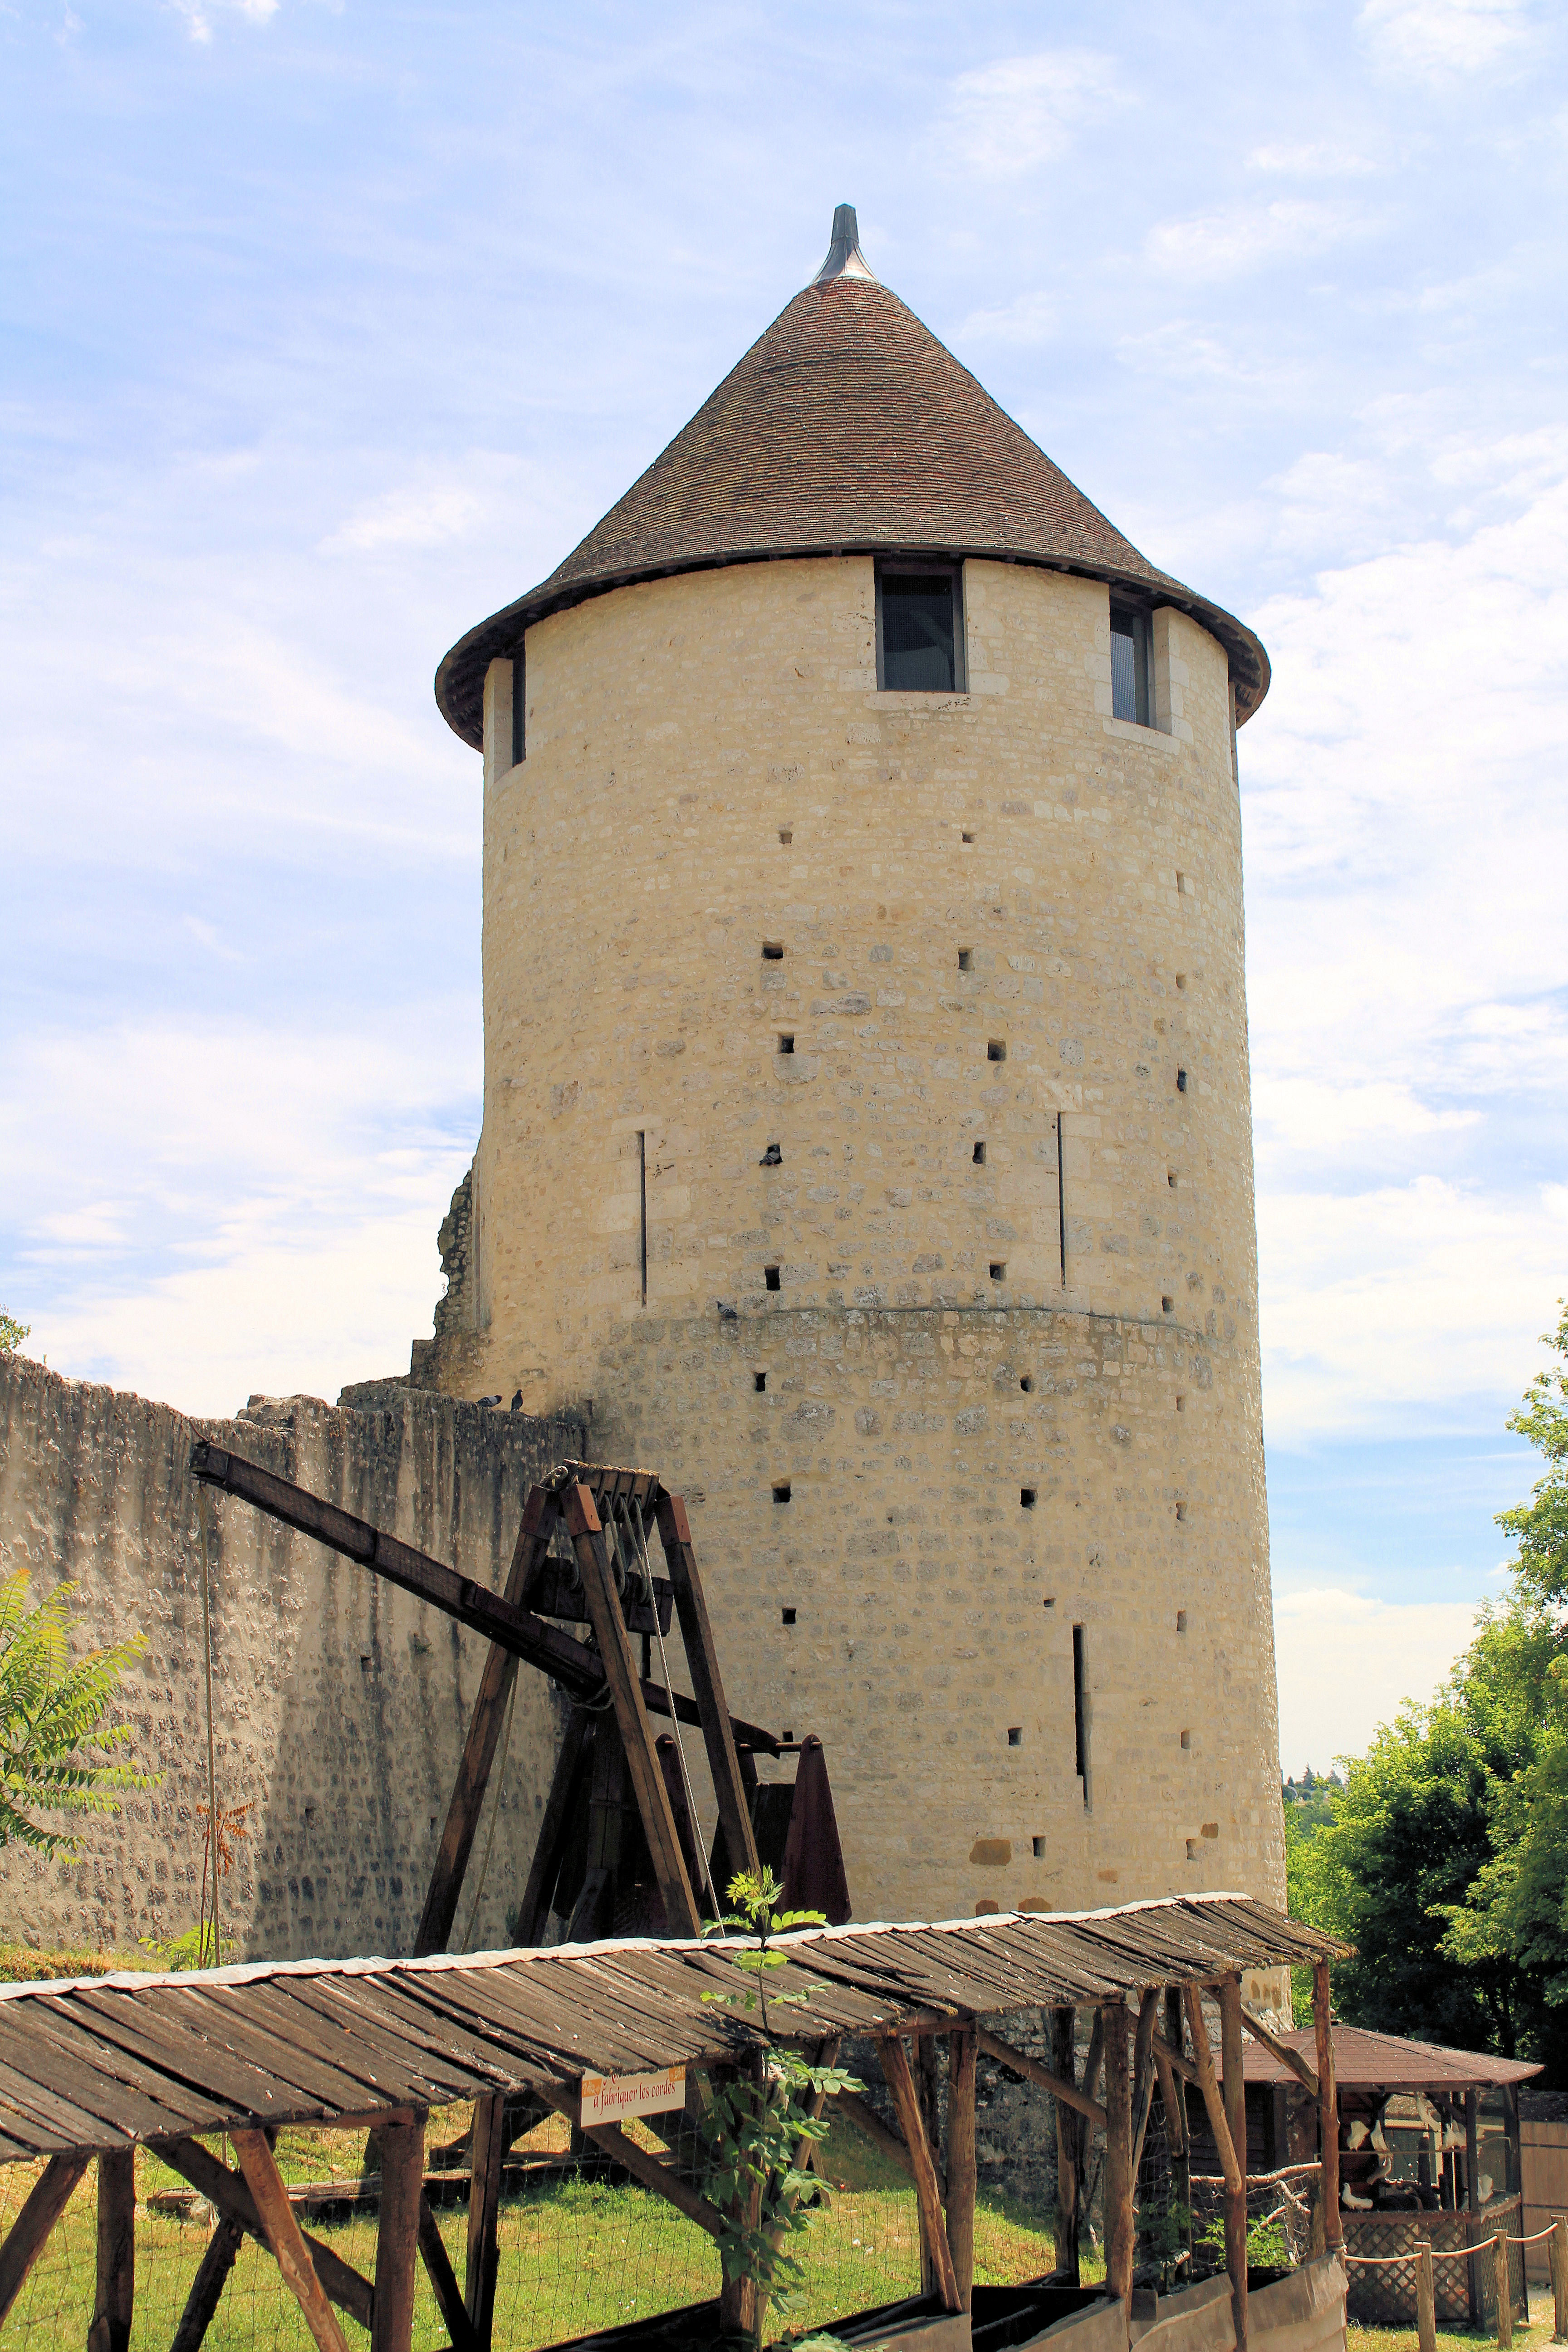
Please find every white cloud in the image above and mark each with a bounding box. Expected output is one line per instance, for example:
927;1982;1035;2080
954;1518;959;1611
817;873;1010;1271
1357;0;1534;81
947;51;1123;178
1274;1588;1481;1773
956;291;1056;346
170;0;277;41
1147;200;1371;283
1247;144;1378;177
321;483;486;557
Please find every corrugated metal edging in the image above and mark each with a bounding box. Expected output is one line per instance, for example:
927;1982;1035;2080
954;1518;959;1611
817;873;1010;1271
0;1893;1346;2163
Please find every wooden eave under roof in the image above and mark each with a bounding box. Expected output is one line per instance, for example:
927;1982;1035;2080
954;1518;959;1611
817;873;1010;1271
1240;2022;1542;2096
0;1895;1341;2164
434;272;1271;751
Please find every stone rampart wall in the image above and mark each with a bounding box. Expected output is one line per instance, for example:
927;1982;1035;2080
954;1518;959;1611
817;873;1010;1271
0;1353;583;1962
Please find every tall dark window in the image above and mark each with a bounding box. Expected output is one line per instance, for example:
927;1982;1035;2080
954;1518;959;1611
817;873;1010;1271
1073;1623;1089;1807
876;564;965;692
510;647;525;766
1110;605;1151;726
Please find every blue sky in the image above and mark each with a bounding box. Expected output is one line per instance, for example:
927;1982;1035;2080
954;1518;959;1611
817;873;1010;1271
3;0;1565;1773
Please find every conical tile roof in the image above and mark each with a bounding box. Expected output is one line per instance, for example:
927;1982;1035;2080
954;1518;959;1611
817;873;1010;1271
435;218;1269;748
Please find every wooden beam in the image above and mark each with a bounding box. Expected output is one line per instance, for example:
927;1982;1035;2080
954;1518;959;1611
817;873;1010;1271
1313;1960;1342;2254
415;1486;554;1956
1052;2007;1080;2287
564;1480;701;1938
169;2215;245;2352
835;2087;913;2175
1220;1976;1249;2352
948;2028;977;2313
232;2127;350;2352
158;2137;373;2332
1165;1986;1192;2274
372;2113;425;2352
878;2035;962;2315
768;2038;843;2261
976;2025;1109;2132
1180;1987;1242;2198
1132;1990;1159;2176
89;2147;135;2352
1104;2001;1135;2307
1152;2029;1204;2087
656;1490;760;1903
532;2080;728;2238
465;2094;505;2350
1240;2000;1319;2099
0;2151;89;2327
418;2197;479;2352
188;1443;780;1754
512;1701;594;1946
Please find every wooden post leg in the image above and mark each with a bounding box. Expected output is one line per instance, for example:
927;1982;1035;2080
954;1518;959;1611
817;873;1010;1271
1552;2214;1568;2342
89;2147;135;2352
0;2152;89;2328
1416;2240;1438;2352
916;2035;942;2298
170;2216;245;2352
1468;2089;1483;2326
372;2114;426;2352
1103;2000;1135;2310
948;2029;977;2313
1166;1987;1192;2272
1495;2231;1514;2348
1052;2007;1080;2285
418;2195;480;2352
717;2057;762;2347
232;2129;349;2352
1220;1975;1249;2352
466;2095;506;2350
879;2035;962;2314
1312;1960;1341;2252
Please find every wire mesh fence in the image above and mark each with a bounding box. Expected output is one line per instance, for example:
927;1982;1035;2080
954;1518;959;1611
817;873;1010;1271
0;2098;1065;2352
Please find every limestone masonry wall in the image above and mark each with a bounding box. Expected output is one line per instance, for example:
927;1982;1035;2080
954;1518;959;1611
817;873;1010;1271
445;550;1286;1940
0;1352;583;1961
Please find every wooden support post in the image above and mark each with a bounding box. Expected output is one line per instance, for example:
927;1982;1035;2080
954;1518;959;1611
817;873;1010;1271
916;2035;942;2299
0;2151;89;2328
1104;1999;1135;2310
1551;2215;1568;2343
418;2196;480;2352
948;2028;977;2313
415;1485;555;1956
1495;2230;1514;2348
1239;2000;1318;2099
89;2147;135;2352
1052;2008;1081;2286
159;2136;373;2331
656;1491;761;1899
879;2034;963;2315
1132;1989;1159;2176
717;2056;763;2347
1183;1984;1245;2341
1220;1975;1249;2352
466;2094;506;2351
1416;2240;1437;2352
1313;1960;1341;2253
232;2128;350;2352
1165;1986;1192;2273
564;1481;701;1936
372;2113;425;2352
533;2078;730;2239
170;2215;245;2352
1468;2087;1483;2327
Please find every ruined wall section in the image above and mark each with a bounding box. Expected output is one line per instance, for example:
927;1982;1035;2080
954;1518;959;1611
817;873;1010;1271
0;1353;583;1962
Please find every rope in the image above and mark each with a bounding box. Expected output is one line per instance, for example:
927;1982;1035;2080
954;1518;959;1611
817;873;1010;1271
627;1498;721;1923
1343;2225;1558;2267
196;1483;221;1970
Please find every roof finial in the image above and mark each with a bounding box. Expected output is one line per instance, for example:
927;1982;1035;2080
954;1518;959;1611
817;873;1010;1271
810;202;878;287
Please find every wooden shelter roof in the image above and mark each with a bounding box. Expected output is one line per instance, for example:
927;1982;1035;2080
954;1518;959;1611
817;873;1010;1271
1241;2022;1541;2095
0;1895;1341;2164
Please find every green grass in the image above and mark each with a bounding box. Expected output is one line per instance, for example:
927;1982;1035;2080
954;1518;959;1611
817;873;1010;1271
0;2108;1070;2352
1348;2320;1555;2352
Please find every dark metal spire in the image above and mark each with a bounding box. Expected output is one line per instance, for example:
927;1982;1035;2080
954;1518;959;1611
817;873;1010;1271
810;202;877;286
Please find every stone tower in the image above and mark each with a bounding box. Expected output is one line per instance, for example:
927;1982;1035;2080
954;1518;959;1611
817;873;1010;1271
426;207;1285;1932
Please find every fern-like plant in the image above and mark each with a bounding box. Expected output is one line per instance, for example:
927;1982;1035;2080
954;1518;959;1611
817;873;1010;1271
0;1570;158;1853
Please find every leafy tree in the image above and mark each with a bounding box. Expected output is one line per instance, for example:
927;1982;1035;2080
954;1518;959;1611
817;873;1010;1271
0;1571;157;1852
1287;1304;1568;2082
0;1309;29;1353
